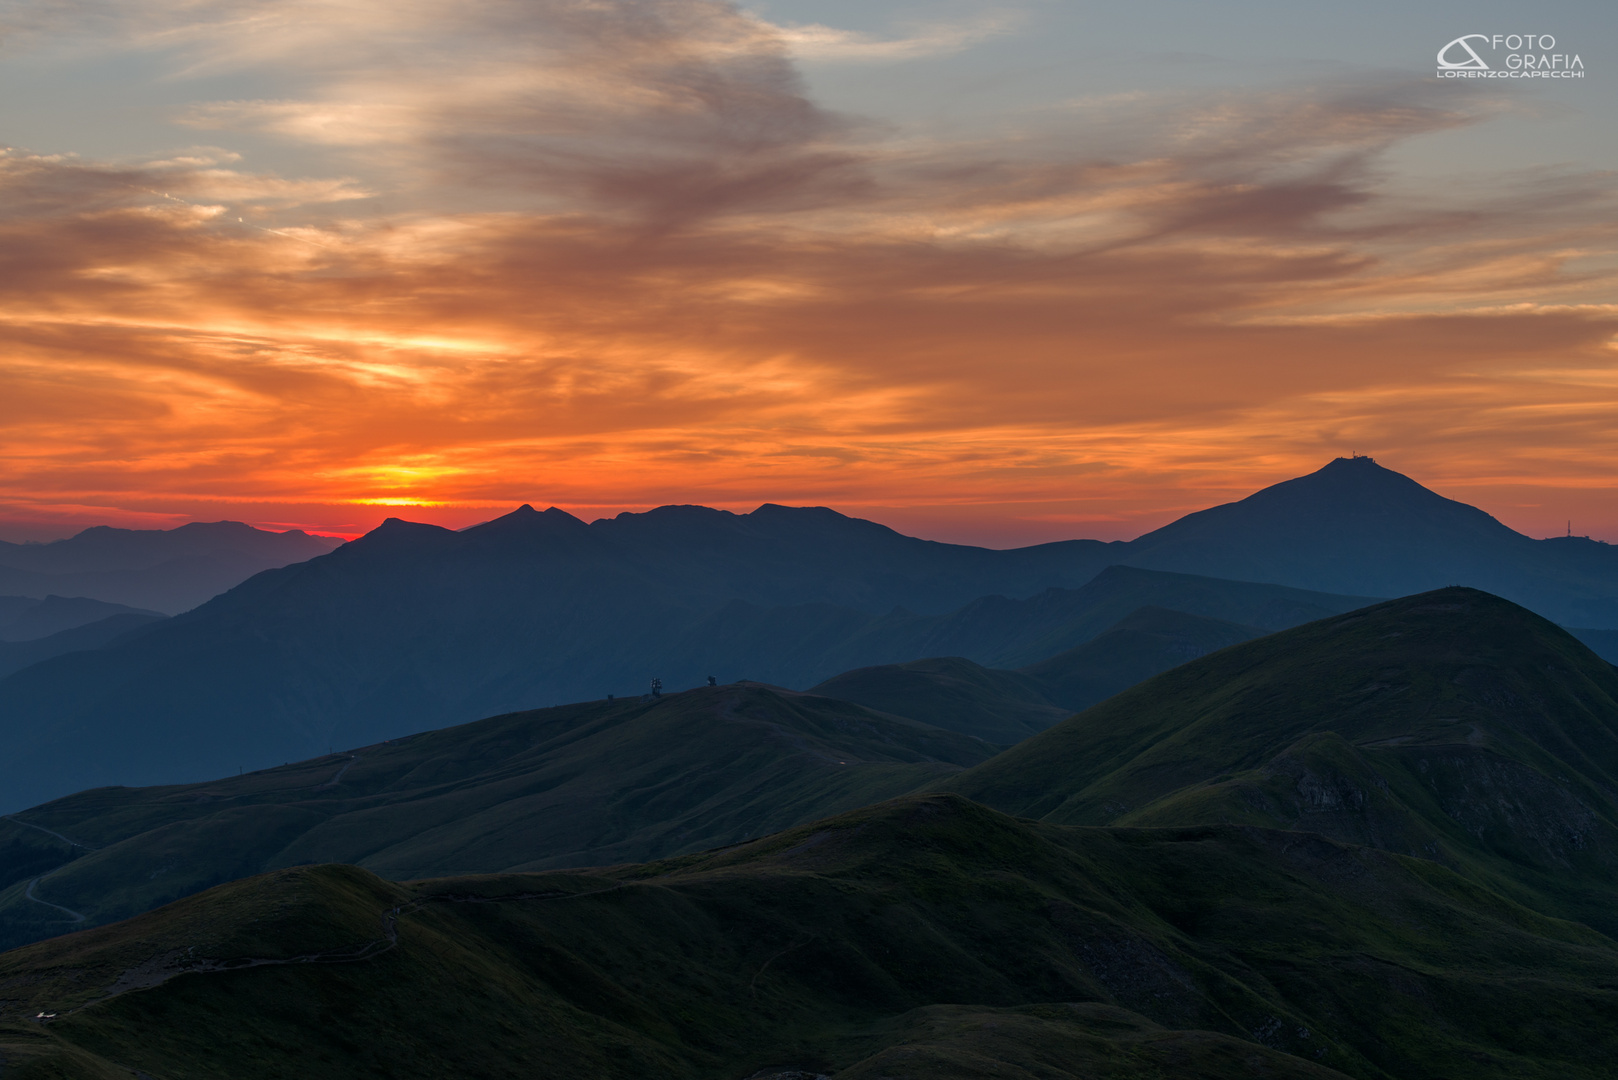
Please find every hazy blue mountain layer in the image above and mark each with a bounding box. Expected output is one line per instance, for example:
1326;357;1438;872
0;595;162;642
3;795;1615;1080
0;522;342;614
0;546;1363;811
0;613;165;680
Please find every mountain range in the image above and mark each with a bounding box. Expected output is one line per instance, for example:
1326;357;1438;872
0;603;1273;947
5;587;1614;949
4;455;1617;811
0;521;342;614
0;560;1367;812
1;455;1616;1077
3;586;1618;1076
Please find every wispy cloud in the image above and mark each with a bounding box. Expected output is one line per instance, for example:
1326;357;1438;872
769;11;1023;62
0;0;1615;542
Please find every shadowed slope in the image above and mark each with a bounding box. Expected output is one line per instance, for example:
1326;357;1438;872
2;795;1616;1079
1570;627;1618;665
0;613;165;680
0;523;341;614
0;596;163;642
1019;605;1264;712
805;607;1269;743
808;657;1068;744
941;588;1618;933
0;684;992;950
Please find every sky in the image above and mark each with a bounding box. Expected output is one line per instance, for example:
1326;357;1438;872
0;0;1615;545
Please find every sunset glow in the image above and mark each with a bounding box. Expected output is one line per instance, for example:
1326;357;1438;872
3;1;1616;545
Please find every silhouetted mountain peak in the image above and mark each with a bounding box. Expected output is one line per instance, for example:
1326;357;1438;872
1117;457;1552;603
461;504;587;541
340;517;459;557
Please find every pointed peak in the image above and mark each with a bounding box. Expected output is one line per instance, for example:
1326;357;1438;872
461;504;587;538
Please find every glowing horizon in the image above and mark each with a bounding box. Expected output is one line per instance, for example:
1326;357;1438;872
3;1;1616;548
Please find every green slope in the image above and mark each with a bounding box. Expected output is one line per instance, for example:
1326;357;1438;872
808;656;1069;743
806;608;1270;744
3;795;1616;1079
940;587;1618;933
1018;605;1265;711
0;684;992;952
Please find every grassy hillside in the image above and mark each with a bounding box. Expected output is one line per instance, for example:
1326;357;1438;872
805;607;1268;743
2;794;1616;1079
1019;605;1264;711
808;656;1068;743
0;684;991;952
941;587;1618;933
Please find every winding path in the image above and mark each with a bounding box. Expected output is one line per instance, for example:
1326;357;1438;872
5;815;96;924
317;755;359;789
24;876;87;923
3;815;99;850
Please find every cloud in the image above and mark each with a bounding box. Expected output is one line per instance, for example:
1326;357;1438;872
770;12;1022;62
0;1;1616;542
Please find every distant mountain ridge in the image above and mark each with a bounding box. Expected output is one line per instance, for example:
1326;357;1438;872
0;456;1613;809
1120;456;1618;626
807;606;1267;743
0;559;1366;811
0;595;161;641
0;521;342;614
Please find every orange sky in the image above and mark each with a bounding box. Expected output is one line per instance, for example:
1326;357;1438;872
2;1;1616;546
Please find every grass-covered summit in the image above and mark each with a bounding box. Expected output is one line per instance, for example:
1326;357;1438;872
941;587;1618;932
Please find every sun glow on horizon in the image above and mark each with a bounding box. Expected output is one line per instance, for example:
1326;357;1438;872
1;1;1616;545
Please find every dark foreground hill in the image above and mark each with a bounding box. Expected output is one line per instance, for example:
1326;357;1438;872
0;684;992;950
942;587;1618;935
3;795;1616;1080
0;522;341;614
